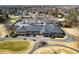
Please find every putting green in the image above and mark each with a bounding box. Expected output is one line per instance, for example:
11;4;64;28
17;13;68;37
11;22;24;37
0;40;35;54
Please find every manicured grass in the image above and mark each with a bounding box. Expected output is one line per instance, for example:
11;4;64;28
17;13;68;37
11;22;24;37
9;16;21;24
33;46;79;54
47;41;79;50
0;40;31;52
9;18;18;24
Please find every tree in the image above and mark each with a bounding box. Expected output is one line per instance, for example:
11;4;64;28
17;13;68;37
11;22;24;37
65;9;78;27
0;12;9;23
3;12;9;19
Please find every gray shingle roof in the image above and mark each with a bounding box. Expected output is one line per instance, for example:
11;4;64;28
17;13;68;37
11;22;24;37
16;24;64;34
16;25;43;33
44;24;63;33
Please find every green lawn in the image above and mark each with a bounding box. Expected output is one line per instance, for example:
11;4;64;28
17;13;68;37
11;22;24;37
0;40;32;52
9;16;20;24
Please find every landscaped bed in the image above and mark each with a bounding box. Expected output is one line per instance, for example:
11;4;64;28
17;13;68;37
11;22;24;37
0;40;35;54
